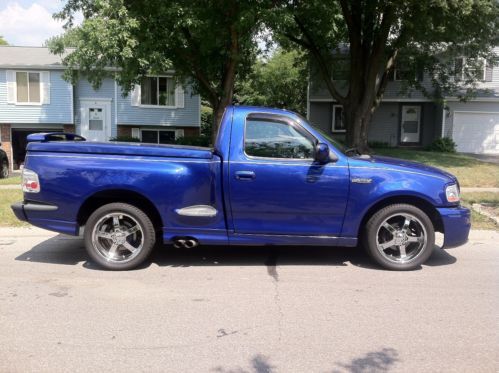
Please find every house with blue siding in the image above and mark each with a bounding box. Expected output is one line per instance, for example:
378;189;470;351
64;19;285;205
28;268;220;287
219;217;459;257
0;46;201;170
308;48;499;154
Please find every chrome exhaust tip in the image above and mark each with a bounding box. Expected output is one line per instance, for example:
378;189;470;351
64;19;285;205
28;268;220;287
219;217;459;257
185;239;198;248
172;238;198;249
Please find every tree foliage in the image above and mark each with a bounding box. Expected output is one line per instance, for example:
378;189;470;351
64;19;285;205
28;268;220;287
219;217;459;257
50;0;271;142
272;0;499;151
235;48;307;115
0;36;8;45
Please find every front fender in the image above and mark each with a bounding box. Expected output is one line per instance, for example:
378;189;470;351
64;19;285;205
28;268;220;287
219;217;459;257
341;164;448;237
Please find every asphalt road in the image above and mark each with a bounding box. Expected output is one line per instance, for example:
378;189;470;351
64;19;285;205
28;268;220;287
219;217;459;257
0;227;498;373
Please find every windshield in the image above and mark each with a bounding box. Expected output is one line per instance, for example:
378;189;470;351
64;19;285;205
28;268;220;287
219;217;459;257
295;114;347;154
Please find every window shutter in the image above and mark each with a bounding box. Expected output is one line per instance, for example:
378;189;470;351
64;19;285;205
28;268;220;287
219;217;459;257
40;71;50;104
6;70;15;103
131;128;140;139
485;60;493;82
175;85;184;108
131;84;141;106
454;58;464;80
416;67;424;82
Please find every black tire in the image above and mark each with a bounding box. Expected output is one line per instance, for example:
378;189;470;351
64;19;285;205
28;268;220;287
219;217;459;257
84;202;156;270
0;160;8;179
362;203;435;271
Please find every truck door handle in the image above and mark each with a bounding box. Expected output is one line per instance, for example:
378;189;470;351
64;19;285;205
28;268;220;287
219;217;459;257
235;171;256;181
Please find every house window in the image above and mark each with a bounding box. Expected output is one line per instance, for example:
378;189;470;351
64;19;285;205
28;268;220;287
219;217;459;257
332;59;349;81
393;67;416;81
141;129;177;144
455;57;486;80
332;105;346;132
16;72;40;103
140;77;175;106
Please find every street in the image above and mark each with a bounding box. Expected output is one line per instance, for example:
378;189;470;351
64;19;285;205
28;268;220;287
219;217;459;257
0;227;498;372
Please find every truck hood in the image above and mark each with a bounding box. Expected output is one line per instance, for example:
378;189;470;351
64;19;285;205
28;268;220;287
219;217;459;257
350;155;457;183
27;141;213;159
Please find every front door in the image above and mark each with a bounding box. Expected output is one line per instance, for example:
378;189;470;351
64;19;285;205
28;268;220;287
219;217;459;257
228;114;350;236
400;105;421;143
80;100;111;142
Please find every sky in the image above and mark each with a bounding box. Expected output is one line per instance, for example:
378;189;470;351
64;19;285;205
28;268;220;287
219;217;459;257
0;0;78;46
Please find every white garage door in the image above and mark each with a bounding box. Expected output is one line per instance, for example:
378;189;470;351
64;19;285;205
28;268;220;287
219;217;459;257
453;112;499;154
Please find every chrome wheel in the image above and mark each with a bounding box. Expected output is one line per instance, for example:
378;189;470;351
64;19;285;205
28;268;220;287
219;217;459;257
91;213;144;263
376;213;427;264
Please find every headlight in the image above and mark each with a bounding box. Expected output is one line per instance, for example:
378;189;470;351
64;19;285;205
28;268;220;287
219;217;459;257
445;184;459;203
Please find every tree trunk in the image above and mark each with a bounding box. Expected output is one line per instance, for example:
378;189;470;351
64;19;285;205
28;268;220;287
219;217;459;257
212;103;226;145
343;103;371;153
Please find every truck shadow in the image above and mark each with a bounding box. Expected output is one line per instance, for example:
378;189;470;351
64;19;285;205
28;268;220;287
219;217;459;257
15;234;456;271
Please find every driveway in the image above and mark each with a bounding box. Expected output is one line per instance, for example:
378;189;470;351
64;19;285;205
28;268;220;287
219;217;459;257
463;153;499;164
0;227;498;372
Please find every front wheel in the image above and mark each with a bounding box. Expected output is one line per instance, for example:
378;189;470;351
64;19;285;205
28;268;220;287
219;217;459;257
363;204;435;270
84;203;156;270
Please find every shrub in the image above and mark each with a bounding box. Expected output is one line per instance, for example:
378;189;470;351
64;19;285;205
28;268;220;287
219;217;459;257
426;137;456;153
109;135;141;142
368;141;392;148
175;136;211;147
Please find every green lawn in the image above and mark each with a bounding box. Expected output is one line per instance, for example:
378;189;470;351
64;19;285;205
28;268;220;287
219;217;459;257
0;175;21;185
0;190;27;227
374;148;499;188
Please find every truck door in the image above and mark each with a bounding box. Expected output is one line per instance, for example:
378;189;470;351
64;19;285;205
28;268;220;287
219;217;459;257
228;113;350;236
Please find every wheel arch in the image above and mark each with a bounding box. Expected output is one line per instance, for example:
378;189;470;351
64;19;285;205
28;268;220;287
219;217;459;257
77;189;163;231
358;195;444;236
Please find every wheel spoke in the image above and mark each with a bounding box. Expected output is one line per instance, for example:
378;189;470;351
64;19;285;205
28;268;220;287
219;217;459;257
125;225;140;237
407;235;424;244
382;222;397;235
399;244;407;259
97;231;113;240
112;215;120;230
122;241;137;253
401;216;411;233
379;239;396;250
108;243;119;258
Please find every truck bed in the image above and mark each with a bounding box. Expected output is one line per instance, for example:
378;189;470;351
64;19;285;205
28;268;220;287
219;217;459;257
27;141;213;159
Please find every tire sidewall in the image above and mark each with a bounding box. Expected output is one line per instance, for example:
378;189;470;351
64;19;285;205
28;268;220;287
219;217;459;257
84;203;156;270
364;204;435;271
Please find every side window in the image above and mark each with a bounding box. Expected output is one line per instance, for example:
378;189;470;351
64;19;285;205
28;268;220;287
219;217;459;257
245;119;315;159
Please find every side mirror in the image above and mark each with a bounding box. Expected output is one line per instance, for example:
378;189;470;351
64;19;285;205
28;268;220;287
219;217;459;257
314;143;331;164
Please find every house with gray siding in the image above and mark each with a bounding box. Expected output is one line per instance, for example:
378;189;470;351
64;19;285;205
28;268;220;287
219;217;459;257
0;46;201;170
308;48;499;154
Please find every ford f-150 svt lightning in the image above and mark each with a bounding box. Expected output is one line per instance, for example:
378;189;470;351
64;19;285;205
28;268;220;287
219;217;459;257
11;106;470;270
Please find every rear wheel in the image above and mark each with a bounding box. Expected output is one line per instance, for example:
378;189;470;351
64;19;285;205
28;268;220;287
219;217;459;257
363;204;435;270
0;160;8;179
84;203;156;270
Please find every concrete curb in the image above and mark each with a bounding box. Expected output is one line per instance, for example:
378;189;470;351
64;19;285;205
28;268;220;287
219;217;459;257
471;203;499;226
0;185;20;190
461;187;499;193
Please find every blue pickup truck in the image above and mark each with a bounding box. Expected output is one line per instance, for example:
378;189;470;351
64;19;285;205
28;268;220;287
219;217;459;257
12;106;470;270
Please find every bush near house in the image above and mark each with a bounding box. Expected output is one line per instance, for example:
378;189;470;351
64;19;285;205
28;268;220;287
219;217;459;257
425;137;457;153
109;136;141;142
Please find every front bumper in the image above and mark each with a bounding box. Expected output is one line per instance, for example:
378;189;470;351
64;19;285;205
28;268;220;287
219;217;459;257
437;206;471;248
